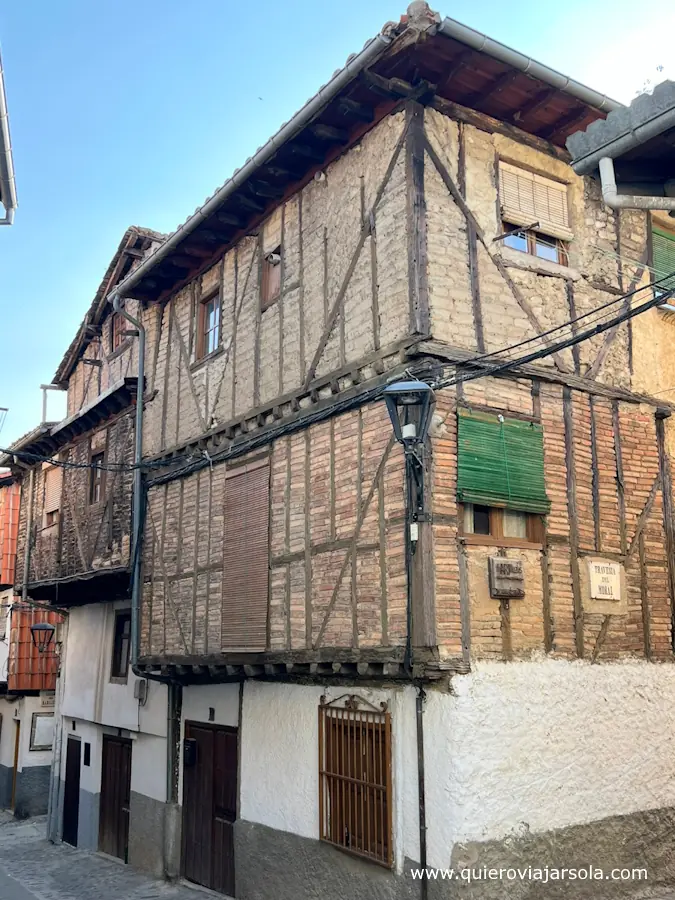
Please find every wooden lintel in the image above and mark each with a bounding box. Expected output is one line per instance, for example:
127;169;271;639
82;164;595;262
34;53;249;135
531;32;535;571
432;95;571;162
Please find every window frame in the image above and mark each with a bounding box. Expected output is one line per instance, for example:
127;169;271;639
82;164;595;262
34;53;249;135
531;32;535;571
459;502;545;547
110;609;132;682
196;289;222;361
318;700;393;868
261;246;282;311
89;450;105;505
502;225;569;267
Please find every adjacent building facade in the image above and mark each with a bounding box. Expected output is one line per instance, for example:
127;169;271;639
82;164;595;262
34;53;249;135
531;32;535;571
0;473;60;819
8;4;675;898
5;227;170;873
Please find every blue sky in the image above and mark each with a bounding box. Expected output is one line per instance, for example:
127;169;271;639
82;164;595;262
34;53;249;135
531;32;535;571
0;0;673;446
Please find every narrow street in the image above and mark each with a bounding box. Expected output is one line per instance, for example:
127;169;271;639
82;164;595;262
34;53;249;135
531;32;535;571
0;814;210;900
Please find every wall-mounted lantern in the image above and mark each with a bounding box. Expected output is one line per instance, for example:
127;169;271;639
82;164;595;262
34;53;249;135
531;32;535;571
383;379;435;447
30;622;55;654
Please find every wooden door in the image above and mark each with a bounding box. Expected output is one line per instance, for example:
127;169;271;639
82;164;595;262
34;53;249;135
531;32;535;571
99;736;132;862
182;723;237;896
10;721;20;811
62;736;81;846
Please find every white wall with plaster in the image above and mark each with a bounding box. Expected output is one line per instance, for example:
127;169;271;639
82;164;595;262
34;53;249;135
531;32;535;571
238;681;420;870
0;589;12;683
60;603;166;737
424;658;675;869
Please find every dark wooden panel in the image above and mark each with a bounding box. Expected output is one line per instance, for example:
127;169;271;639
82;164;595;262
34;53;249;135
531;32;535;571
98;736;132;862
182;722;237;896
62;736;81;847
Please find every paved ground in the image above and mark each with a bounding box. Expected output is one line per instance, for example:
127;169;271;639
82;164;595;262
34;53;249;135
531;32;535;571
0;813;214;900
1;811;674;900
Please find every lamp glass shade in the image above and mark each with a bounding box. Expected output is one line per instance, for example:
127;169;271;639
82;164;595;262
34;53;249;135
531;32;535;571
30;622;55;653
383;379;435;444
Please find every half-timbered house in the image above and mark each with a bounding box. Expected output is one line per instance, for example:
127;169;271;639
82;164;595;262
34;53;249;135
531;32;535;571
6;226;174;874
12;5;675;897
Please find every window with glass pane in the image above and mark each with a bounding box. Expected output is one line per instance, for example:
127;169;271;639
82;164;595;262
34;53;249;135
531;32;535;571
197;291;221;359
111;610;131;680
89;452;105;505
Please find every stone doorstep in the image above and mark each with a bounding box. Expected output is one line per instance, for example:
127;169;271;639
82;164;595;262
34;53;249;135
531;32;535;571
179;878;235;899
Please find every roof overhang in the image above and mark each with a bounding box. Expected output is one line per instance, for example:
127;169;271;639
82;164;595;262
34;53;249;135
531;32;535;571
568;80;675;187
114;5;620;306
22;566;130;607
0;48;17;223
1;378;138;468
54;227;163;385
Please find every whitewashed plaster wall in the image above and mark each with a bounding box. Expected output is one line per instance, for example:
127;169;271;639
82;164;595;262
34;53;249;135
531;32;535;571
0;696;18;769
60;603;166;737
231;663;675;872
18;695;53;769
0;589;13;682
425;658;675;868
238;681;420;871
57;719;167;804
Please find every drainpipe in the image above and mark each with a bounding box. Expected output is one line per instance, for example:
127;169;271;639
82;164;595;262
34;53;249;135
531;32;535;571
599;157;675;211
111;294;144;668
111;294;183;877
416;687;428;900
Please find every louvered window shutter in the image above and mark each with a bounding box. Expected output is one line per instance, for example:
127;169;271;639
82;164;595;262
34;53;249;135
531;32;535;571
222;457;270;652
499;161;573;241
457;410;550;514
44;466;62;514
652;227;675;291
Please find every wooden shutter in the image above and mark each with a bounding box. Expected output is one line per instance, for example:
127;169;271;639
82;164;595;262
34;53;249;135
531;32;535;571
43;466;62;514
222;457;270;651
652;227;675;290
457;409;550;514
499;161;572;240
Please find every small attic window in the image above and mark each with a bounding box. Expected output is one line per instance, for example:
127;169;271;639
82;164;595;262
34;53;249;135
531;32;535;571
261;246;282;311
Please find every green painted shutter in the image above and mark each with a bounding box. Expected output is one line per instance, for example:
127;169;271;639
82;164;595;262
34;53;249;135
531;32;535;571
457;409;550;514
652;228;675;290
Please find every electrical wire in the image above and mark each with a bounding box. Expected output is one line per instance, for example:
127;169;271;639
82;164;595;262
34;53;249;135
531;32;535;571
3;275;673;480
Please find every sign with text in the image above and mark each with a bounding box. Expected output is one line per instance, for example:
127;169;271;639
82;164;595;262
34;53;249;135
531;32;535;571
588;559;621;601
488;557;525;599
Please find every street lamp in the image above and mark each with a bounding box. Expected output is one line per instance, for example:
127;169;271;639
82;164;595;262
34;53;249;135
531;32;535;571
30;622;55;654
383;379;435;447
383;377;435;678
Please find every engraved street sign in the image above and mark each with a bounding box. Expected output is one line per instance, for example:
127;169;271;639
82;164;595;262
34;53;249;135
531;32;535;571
588;558;621;601
488;557;525;599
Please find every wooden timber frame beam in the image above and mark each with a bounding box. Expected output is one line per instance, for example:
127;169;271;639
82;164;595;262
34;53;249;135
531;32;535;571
135;647;469;686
